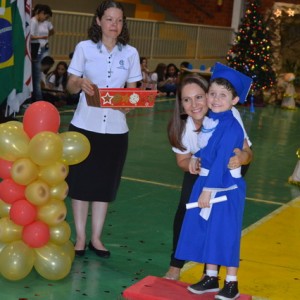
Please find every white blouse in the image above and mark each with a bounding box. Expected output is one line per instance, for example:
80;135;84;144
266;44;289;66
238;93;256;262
68;40;142;134
172;107;251;155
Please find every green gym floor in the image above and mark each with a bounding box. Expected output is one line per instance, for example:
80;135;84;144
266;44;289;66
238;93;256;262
1;99;300;300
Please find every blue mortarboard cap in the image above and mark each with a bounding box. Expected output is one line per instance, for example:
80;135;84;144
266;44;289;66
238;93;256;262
211;62;253;103
187;63;193;70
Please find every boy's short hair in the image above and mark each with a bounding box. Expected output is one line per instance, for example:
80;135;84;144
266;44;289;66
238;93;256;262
210;77;238;99
211;62;252;103
41;56;55;66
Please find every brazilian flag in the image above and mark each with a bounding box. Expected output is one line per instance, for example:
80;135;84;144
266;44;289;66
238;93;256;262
0;0;25;105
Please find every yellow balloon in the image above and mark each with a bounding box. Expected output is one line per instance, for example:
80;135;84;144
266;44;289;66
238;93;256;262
0;240;35;281
60;131;91;165
0;217;22;243
50;181;69;201
37;199;67;226
39;162;69;186
28;131;63;166
11;157;39;185
50;221;71;245
34;242;72;280
60;240;75;262
0;121;29;161
4;121;23;130
0;241;7;253
0;199;11;217
25;179;50;206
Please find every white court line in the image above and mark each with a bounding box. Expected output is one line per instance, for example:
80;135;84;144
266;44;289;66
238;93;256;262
121;176;181;189
121;176;286;207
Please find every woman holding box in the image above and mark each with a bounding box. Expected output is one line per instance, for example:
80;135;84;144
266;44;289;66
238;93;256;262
66;0;142;257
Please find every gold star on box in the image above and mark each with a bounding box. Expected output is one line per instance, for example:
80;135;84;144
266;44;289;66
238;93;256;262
101;92;114;105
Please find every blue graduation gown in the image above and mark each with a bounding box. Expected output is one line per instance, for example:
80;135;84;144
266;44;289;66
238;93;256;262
175;110;246;267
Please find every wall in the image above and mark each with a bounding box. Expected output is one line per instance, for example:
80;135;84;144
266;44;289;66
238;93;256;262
153;0;233;26
153;0;300;27
33;1;300;26
32;0;136;17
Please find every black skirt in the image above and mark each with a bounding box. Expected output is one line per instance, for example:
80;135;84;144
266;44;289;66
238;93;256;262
66;124;128;202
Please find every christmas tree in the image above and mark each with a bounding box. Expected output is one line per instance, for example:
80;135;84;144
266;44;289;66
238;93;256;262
226;0;276;99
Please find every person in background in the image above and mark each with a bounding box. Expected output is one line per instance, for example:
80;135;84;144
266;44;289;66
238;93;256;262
178;61;192;81
30;4;54;101
175;63;253;299
165;72;252;283
48;61;69;92
154;62;169;96
140;57;150;83
40;55;55;90
66;0;142;257
138;61;167;97
158;63;179;96
43;61;75;106
139;57;156;90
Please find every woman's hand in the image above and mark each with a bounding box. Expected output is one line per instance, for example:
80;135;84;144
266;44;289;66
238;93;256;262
228;148;243;169
228;142;253;169
79;78;95;96
189;157;200;174
67;75;94;95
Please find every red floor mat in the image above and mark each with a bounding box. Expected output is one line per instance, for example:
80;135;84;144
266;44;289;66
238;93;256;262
123;276;252;300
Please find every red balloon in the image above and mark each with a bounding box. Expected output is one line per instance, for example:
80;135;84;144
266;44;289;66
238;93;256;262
0;178;26;204
10;199;37;226
23;101;60;138
0;158;13;179
22;220;50;248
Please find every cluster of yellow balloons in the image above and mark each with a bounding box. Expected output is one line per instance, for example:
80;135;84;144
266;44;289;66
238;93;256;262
0;101;90;281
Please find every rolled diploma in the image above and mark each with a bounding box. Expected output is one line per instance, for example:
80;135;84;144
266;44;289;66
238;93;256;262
186;195;228;209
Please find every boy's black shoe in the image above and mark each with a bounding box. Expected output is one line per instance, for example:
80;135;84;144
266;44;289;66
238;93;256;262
215;280;239;300
187;275;219;294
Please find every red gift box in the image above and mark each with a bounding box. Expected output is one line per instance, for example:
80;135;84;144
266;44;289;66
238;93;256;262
85;85;157;108
123;276;253;300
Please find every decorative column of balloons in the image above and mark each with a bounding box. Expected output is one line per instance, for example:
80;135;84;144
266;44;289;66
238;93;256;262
0;101;90;281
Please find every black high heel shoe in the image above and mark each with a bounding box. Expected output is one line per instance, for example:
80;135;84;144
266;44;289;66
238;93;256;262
88;241;110;258
74;242;86;257
75;249;86;257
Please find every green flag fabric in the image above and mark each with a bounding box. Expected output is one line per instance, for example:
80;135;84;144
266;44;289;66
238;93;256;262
0;0;31;113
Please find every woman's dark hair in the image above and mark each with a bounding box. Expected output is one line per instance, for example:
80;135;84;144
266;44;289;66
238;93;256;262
88;0;129;45
167;73;208;151
154;63;167;82
140;57;147;64
51;61;68;89
166;63;179;78
209;77;238;98
41;56;54;67
33;4;52;17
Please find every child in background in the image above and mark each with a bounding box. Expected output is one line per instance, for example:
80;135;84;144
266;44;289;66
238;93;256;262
46;61;78;105
40;56;55;90
47;61;68;93
164;63;180;96
175;63;252;300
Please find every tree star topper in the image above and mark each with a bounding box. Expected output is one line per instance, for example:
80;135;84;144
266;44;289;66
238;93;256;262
274;9;282;17
287;8;295;17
